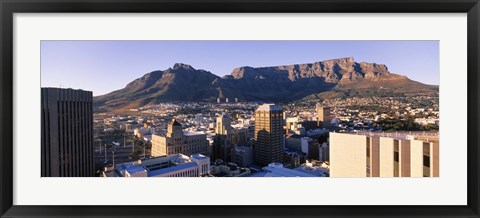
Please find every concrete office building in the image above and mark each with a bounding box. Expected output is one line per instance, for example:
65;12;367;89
330;132;439;177
212;114;249;162
285;117;299;135
318;142;330;162
41;88;94;177
254;104;284;166
112;153;210;177
283;148;306;168
301;137;320;160
151;119;209;157
316;103;332;128
231;146;254;167
285;134;303;151
212;114;233;161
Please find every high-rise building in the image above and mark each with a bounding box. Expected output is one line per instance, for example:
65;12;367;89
330;132;439;177
212;114;233;161
301;137;320;160
318;142;330;162
216;114;232;135
41;88;94;177
254;104;284;166
283;148;306;168
231;146;254;167
151;119;209;157
212;114;249;162
316;103;332;128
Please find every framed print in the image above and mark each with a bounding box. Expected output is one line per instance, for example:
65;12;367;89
1;0;479;217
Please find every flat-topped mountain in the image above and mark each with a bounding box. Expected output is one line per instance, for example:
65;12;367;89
93;57;438;112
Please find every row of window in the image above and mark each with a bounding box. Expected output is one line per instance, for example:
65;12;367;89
165;169;199;177
56;100;93;177
365;138;433;177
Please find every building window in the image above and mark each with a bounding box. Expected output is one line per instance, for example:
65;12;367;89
366;137;371;177
423;155;430;167
394;151;399;162
394;140;399;177
423;143;430;177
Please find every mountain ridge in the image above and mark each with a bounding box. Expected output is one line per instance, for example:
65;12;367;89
93;57;438;112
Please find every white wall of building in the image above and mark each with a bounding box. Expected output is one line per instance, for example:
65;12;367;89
330;133;366;177
379;137;394;177
410;140;425;177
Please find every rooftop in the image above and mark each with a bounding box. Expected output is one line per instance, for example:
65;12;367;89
112;153;210;177
183;131;205;136
256;103;282;112
293;165;328;177
262;166;316;177
191;153;208;160
234;146;253;153
115;162;147;176
169;119;182;126
334;131;439;142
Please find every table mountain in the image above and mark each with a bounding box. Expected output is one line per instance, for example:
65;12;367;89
93;58;438;112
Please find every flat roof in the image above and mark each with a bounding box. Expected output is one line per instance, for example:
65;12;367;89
115;162;147;176
125;166;147;175
262;166;316;177
333;131;439;141
256;104;282;111
293;165;328;177
183;131;205;136
191;153;208;160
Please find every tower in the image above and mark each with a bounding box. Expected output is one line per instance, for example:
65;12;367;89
316;103;332;128
254;104;284;166
41;88;94;177
212;114;233;161
167;119;183;139
151;119;209;157
215;114;232;135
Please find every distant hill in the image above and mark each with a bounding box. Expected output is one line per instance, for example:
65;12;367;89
93;58;438;112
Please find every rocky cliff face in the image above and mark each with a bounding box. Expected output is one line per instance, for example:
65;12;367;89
93;58;438;112
230;57;393;83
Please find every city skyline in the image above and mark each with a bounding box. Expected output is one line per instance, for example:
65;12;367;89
41;40;439;96
40;41;440;178
40;86;440;177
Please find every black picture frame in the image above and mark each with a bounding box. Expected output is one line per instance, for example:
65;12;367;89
1;0;479;217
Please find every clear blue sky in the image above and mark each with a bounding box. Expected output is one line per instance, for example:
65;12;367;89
41;41;439;96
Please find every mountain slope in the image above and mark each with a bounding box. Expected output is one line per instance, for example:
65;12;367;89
94;63;220;111
93;58;438;112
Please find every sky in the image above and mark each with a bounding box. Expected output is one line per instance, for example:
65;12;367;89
41;41;439;96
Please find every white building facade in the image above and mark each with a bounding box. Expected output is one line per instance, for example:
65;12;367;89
330;132;439;177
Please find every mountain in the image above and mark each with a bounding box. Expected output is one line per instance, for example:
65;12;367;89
94;63;220;111
93;58;438;112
